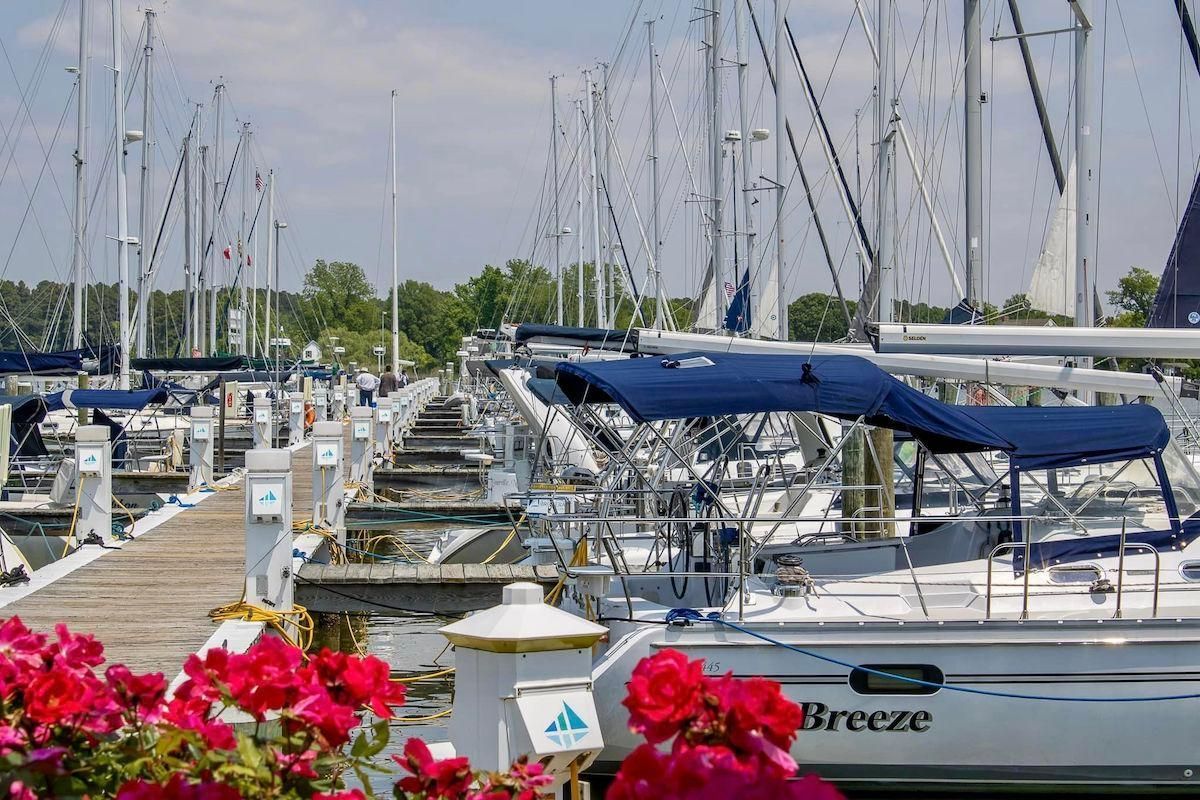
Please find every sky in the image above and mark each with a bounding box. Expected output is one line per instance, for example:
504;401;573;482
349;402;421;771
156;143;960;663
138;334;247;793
0;0;1198;326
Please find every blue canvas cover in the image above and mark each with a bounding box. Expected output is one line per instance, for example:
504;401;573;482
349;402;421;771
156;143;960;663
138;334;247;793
514;323;639;352
527;378;572;407
44;387;170;413
554;352;1169;468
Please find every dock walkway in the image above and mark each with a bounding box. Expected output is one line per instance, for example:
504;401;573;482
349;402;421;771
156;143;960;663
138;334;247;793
1;443;318;677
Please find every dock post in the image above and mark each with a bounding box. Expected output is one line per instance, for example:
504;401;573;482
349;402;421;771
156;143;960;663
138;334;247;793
252;394;273;450
349;406;374;492
287;391;304;446
374;397;393;462
439;583;606;784
388;395;403;449
311;421;345;543
314;385;328;422
188;405;215;489
75;425;114;545
244;449;294;612
331;376;346;419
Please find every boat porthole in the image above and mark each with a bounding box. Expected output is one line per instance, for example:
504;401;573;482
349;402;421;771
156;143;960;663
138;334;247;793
849;664;944;696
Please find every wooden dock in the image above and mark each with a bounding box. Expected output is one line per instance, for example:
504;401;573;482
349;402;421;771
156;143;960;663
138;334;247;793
296;562;559;615
0;444;317;677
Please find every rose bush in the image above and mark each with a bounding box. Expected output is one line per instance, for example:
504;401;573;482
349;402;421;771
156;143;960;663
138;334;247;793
0;617;841;799
609;648;843;800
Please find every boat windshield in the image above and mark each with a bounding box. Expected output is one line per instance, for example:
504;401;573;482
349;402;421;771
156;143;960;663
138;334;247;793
1021;448;1197;532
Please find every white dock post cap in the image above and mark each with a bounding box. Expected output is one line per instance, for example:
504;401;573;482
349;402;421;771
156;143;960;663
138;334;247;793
312;421;341;438
245;448;290;472
76;425;110;442
190;405;214;419
503;581;544;605
440;581;606;653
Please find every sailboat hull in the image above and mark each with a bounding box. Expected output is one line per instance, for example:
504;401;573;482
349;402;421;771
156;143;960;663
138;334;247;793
589;619;1200;791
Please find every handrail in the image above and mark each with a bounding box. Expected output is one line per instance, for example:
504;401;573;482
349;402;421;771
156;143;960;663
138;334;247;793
985;540;1032;620
1115;539;1161;620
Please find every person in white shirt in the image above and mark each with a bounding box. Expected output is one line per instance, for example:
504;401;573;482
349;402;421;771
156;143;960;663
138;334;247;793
356;368;380;408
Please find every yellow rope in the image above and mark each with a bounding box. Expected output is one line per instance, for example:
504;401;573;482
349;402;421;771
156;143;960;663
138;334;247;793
112;496;137;536
391;667;455;684
479;513;526;565
393;708;452;723
60;481;83;558
209;599;315;651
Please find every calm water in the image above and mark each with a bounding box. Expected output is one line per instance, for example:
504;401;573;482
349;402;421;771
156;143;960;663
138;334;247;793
335;526;457;793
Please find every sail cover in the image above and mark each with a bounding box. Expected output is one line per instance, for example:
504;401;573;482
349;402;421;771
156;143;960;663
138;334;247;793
554;351;1168;468
1148;169;1200;327
514;324;639;352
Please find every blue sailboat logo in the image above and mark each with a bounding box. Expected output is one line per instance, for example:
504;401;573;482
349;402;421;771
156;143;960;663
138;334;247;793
544;702;589;747
322;448;335;460
259;490;278;503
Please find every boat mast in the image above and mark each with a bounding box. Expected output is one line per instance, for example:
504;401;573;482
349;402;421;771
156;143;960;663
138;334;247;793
773;0;788;338
135;8;154;357
587;71;605;327
733;0;755;331
250;130;259;357
182;126;192;350
390;89;400;375
210;82;224;355
708;0;726;326
875;0;895;324
1072;0;1094;330
601;62;615;326
198;141;208;354
551;75;563;326
111;0;131;389
646;20;663;329
71;0;91;349
964;0;983;308
237;121;249;355
576;96;585;327
264;170;275;357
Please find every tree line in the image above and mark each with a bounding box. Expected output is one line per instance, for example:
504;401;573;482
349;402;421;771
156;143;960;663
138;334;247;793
0;262;1162;370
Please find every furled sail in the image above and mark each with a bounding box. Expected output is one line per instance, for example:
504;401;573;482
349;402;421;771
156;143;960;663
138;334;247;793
1028;162;1076;317
1148;168;1200;327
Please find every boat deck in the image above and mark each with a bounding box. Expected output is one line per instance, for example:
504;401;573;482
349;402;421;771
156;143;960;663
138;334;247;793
0;442;319;677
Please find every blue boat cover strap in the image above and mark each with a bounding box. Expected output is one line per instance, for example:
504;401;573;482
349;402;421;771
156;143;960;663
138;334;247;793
554;352;1169;468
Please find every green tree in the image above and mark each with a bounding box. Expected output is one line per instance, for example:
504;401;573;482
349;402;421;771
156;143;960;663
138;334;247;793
1106;266;1159;327
454;263;513;330
391;280;465;363
788;293;857;342
301;260;380;332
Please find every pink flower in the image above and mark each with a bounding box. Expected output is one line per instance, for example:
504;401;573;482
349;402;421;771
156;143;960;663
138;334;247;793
395;737;473;799
116;775;242;799
7;781;37;800
622;649;706;744
312;792;365;800
106;665;167;723
47;623;104;672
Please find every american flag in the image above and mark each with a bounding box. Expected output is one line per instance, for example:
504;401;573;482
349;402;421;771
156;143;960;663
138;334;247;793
255;171;263;192
723;281;735;300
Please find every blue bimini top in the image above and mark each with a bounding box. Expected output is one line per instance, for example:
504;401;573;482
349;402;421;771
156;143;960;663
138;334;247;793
554;352;1169;470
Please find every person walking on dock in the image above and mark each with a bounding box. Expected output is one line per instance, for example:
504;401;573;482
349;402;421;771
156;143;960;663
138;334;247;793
379;366;398;398
356;368;380;408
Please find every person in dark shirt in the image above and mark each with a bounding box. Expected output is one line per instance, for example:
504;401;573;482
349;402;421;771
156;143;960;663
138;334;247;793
379;368;399;398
